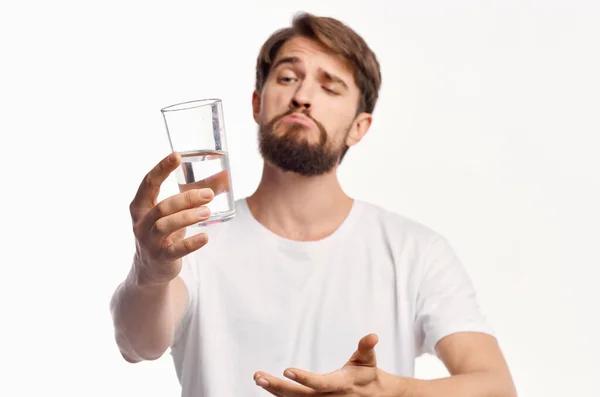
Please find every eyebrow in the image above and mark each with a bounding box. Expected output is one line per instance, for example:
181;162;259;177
271;56;349;91
322;70;349;91
272;56;300;70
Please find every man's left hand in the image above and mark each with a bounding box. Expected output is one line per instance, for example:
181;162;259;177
254;333;394;396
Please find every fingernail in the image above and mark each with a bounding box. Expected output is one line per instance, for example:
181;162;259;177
201;188;214;199
168;153;176;163
284;370;296;380
197;207;210;217
256;377;269;388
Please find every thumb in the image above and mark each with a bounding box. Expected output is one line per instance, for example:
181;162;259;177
346;333;378;367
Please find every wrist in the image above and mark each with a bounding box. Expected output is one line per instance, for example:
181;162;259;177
378;369;413;397
129;255;170;290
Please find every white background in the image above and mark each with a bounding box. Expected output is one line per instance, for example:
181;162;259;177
1;1;599;396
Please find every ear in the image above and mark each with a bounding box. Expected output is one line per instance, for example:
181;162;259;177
345;112;372;148
252;90;261;123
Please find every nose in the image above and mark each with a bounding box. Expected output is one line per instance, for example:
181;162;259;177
289;81;313;111
290;98;310;110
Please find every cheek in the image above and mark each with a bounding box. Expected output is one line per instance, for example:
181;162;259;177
260;88;287;120
315;103;354;135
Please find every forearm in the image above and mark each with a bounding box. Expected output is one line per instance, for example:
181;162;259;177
110;266;175;362
383;370;517;397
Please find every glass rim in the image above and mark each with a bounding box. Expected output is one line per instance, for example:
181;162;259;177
161;99;221;113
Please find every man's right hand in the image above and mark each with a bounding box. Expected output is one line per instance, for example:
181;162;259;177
129;152;214;286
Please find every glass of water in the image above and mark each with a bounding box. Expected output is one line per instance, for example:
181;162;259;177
161;99;235;226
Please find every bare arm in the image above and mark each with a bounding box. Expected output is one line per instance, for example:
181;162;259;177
249;333;517;397
110;273;188;362
384;332;518;397
110;152;215;362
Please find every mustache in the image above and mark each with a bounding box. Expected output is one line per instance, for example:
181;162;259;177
272;108;311;123
269;109;327;144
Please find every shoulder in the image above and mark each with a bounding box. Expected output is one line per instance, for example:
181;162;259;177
354;200;443;246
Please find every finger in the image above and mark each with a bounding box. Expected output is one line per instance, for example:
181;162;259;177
141;188;214;232
254;372;286;397
254;372;314;397
254;377;285;397
260;388;284;397
131;152;181;212
347;333;379;366
283;368;349;394
163;232;209;261
258;386;285;397
149;206;212;244
178;169;230;196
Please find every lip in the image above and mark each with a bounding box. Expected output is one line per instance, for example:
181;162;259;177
280;113;315;127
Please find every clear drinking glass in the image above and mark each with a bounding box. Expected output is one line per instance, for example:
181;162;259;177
161;99;235;226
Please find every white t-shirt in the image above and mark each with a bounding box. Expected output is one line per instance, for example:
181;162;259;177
170;198;493;397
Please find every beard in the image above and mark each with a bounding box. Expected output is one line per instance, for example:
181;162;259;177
258;109;348;176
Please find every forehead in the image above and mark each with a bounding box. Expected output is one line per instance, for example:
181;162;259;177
274;37;355;81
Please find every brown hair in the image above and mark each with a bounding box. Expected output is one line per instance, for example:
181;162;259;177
255;12;382;115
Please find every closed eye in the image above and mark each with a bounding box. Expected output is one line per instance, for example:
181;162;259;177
279;77;297;84
323;86;339;95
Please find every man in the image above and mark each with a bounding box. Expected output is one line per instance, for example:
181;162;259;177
110;12;518;397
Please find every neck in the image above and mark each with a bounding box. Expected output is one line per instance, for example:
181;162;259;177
246;162;354;241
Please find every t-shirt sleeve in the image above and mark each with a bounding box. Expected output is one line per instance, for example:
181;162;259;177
414;235;495;357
